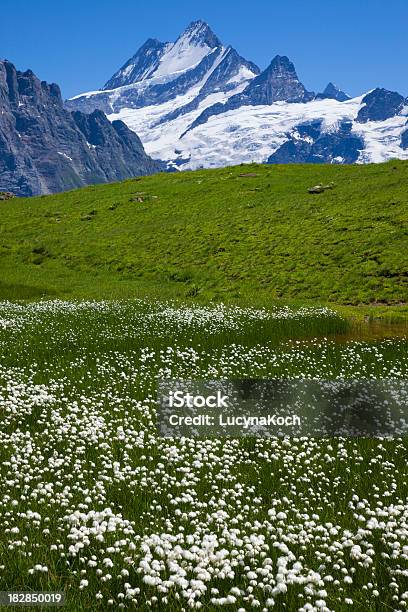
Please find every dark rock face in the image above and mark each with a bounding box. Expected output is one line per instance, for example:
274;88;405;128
267;120;364;164
401;122;408;149
356;88;405;123
103;39;170;90
242;55;314;105
315;82;350;102
181;19;222;49
185;55;313;134
201;47;259;96
0;60;162;197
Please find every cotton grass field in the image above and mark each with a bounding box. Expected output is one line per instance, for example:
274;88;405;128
0;300;408;611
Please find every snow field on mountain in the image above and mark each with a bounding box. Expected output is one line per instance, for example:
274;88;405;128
152;33;213;79
110;94;408;168
107;79;248;162
0;300;407;611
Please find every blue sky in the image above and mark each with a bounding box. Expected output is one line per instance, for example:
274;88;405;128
2;0;407;99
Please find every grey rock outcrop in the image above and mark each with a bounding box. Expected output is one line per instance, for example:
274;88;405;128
356;88;405;123
315;82;350;102
242;55;314;105
267;120;364;164
401;121;408;149
0;59;163;197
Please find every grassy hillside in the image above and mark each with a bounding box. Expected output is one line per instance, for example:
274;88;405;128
0;160;407;308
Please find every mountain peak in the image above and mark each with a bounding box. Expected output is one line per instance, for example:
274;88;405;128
186;19;208;28
258;55;302;83
185;53;314;134
315;82;350;102
270;55;294;68
243;54;314;103
0;58;62;106
325;82;339;94
145;21;222;81
324;82;350;101
356;87;405;123
102;20;222;90
181;20;221;48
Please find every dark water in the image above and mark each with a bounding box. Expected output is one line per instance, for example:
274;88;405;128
337;320;407;343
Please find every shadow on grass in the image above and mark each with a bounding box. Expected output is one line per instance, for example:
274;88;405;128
0;281;55;301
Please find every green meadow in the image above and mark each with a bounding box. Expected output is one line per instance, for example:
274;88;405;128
0;160;406;315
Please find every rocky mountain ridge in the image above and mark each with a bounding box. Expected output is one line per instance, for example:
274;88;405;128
0;60;162;196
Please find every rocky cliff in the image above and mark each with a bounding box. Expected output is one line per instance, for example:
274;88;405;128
0;60;163;196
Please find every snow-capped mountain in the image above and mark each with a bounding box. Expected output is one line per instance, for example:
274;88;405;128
66;20;408;169
66;21;259;116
